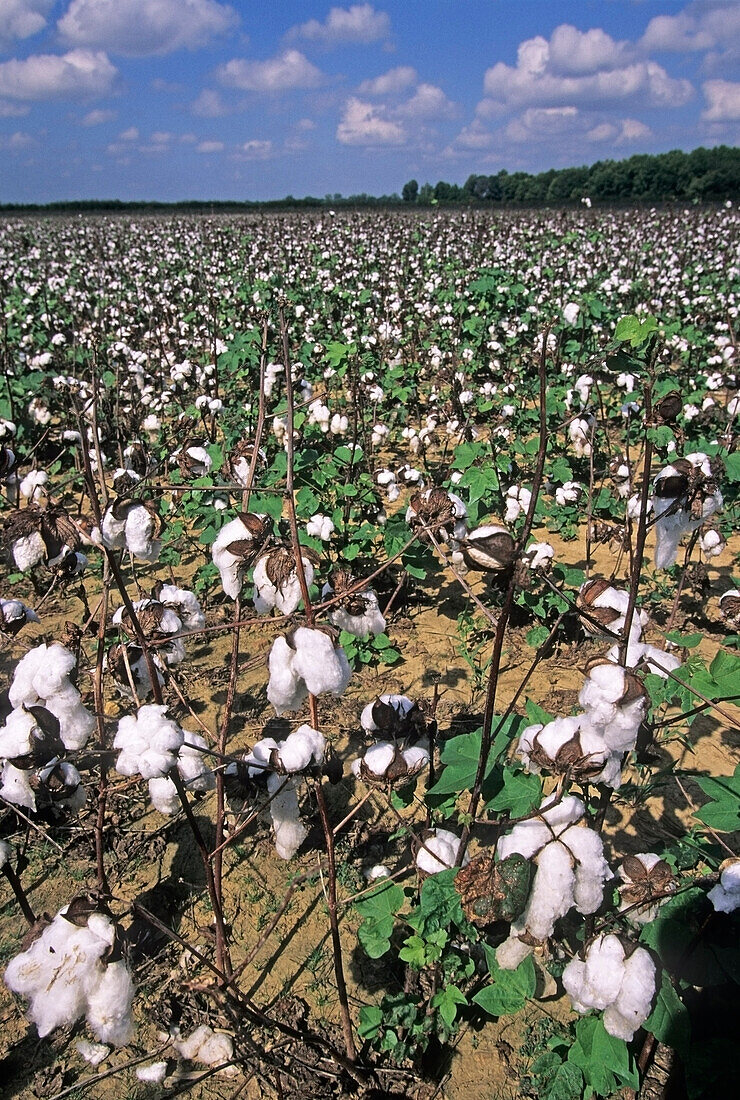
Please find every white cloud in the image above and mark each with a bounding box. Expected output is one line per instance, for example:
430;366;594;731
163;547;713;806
336;96;405;145
119;126;138;140
447;119;495;152
151;130;173;144
237;139;273;159
357;66;416;95
548;24;633;76
81;107;115;125
505;106;580;143
287;4;390;47
191;88;229;117
0;1;52;51
586;117;652;143
58;0;239;57
0;49;117;100
640;3;740;55
702;79;740;120
0;129;34;149
395;82;457;120
483;25;693;111
217;50;323;93
196;139;224;153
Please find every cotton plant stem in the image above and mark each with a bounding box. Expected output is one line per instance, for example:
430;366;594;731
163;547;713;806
460;329;550;853
92;566;110;895
279;302;357;1063
1;862;36;925
619;383;653;666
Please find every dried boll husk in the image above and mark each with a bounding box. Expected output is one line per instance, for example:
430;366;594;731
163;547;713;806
351;740;429;786
253;545;318;616
718;589;740;630
360;693;427;743
0;597;39;636
227;440;267;488
177;438;212;479
654;390;682;424
406;486;467;543
3;504;81;573
459;525;517;572
325;568;387;638
618;853;675;924
212;512;271;599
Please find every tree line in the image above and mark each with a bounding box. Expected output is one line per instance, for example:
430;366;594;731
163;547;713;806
403;145;739;205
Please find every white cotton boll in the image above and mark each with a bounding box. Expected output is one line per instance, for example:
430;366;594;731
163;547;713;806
177;733;215;792
363;742;396;776
124;505;160;563
276;724;324;773
365;864;390;881
267;773;307;859
266;637;308;715
563;825;613;913
19;470;49;502
523;542;554;570
114;705;184;779
211;520;248;599
253;555;314;616
330;590;386;638
605;640;679;678
607;949;656;1040
0;839;11;868
525;840;577;941
555;481;582;506
568;417;593;457
496;935;533;971
86;960;135;1046
101;509;126;550
402;746;429;773
175;1024;233;1066
0;707;36;759
45;684;96;751
416;829;468;874
12;530;47;571
156;585;205;631
360;694;416;733
291;628;351;699
76;1040;109;1066
700;529;724;558
708;860;740;913
563;302;580;325
243;737;279;778
148;776;180;815
581;663;626;705
0;761;36;810
306;514;335;541
136;1061;167;1083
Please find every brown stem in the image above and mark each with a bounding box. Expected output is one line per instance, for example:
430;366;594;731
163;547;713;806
1;862;36;925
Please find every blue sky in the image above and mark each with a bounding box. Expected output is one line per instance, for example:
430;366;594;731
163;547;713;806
0;1;738;202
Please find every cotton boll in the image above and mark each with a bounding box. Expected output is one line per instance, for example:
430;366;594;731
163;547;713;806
124;505;160;563
20;470;49;502
562;825;613;913
605;639;680;678
0;761;36;810
0;840;11;868
291;628;351;699
606;948;656;1041
175;1025;233;1066
416;829;468;874
243;737;279;778
148;776;180;815
136;1062;167;1083
177;733;216;792
329;589;386;638
0;707;37;759
156;585;205;631
0;598;40;634
267;773;308;859
708;859;740;913
86;960;135;1046
12;530;47;572
306;514;335;541
114;705;184;779
9;643;77;709
76;1040;109;1066
360;694;416;735
101;508;126;550
275;724;324;773
362;741;396;776
402;746;429;773
266;636;308;716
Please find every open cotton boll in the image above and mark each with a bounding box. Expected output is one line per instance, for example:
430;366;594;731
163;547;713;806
156;585;205;631
0;761;37;810
175;1025;233;1066
361;741;396;777
76;1040;109;1066
708;859;740;913
416;829;468;874
20;470;49;502
253;553;314;616
177;733;216;792
114;705;184;779
124;505;160;563
267;636;308;716
275;725;324;773
563;935;655;1041
136;1061;167;1083
0;839;11;868
563;826;614;913
402;746;430;772
516;839;576;943
211;521;248;599
12;530;47;571
290;628;352;699
85;960;135;1046
243;737;279;778
606;639;680;678
266;772;308;859
306;514;335;541
0;597;40;634
0;707;37;759
100;508;126;550
360;694;416;734
148;776;180;815
9;643;77;708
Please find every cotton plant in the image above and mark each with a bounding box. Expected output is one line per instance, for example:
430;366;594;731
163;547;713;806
211;512;270;600
415;829;469;875
562;934;656;1041
98;498;162;563
495;795;613;970
267;626;351;715
651;453;723;569
4;900;135;1046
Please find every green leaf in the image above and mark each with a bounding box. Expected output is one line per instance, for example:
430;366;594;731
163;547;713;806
694;764;740;832
458;465;499;503
614;313;658;348
486;767;542;818
473;953;536;1016
526;625;551;648
665;631;704;649
724;453;740;483
431;985;468;1028
525;700;555;726
544;1061;583;1100
358;1005;383;1040
412;869;464;935
569;1016;639;1093
645;970;690;1053
355;880;404;959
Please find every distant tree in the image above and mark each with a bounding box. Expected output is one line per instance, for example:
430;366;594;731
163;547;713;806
402;179;419;203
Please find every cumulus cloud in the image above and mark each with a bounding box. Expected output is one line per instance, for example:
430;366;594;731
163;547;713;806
196;139;224;153
586;117;652;143
0;129;34;149
395;82;457;120
0;99;30;117
237;139;273;159
640;2;740;55
482;25;693;111
505;106;581;143
702;79;740;120
358;65;417;95
287;4;390;48
58;0;239;57
217;50;323;93
118;126;138;140
336;96;405;145
0;1;52;51
81;107;115;125
0;49;117;100
448;119;495;151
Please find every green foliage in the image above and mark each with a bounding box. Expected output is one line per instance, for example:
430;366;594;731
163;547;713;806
354;880;404;959
474;951;536;1016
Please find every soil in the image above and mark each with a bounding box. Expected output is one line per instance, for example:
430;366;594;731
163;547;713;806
0;521;738;1100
